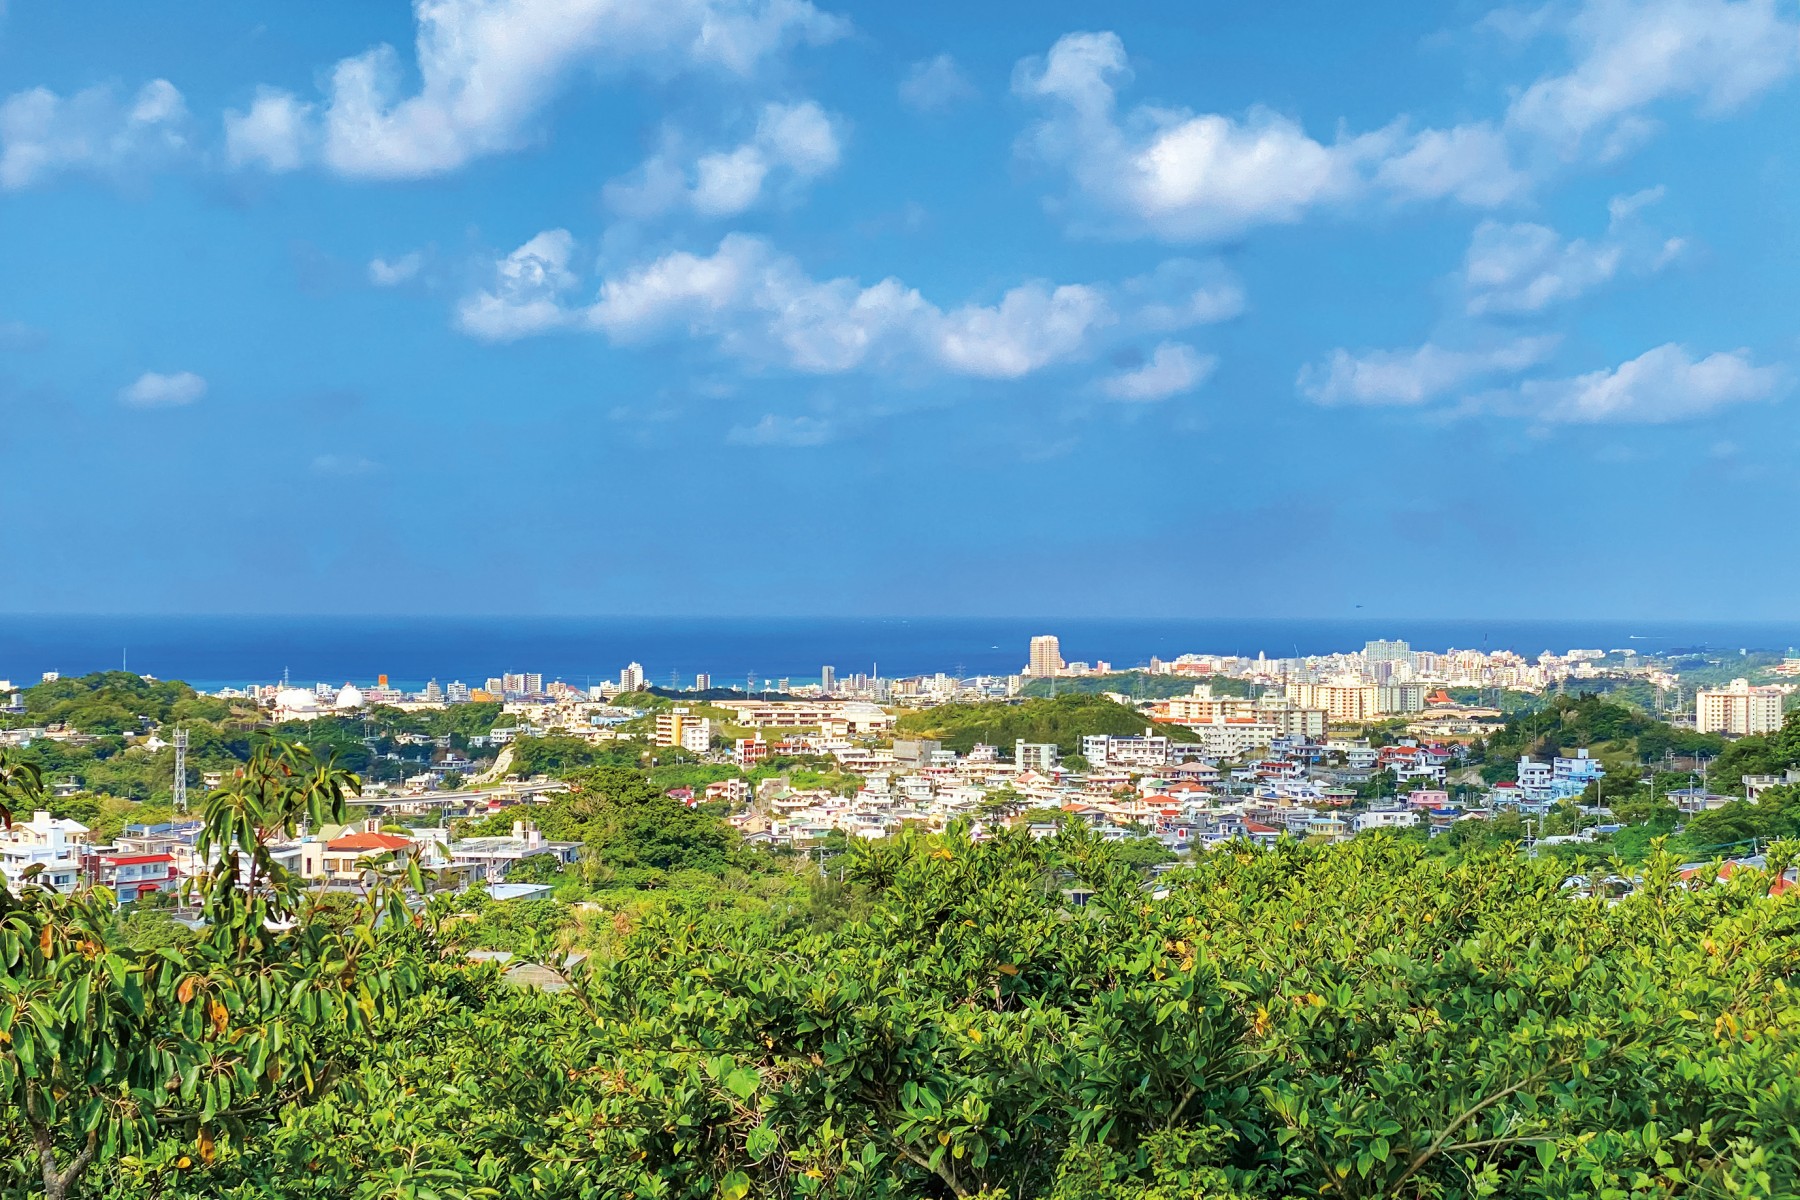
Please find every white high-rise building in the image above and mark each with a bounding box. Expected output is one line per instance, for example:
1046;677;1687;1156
620;662;646;691
1696;679;1785;736
820;665;836;694
1027;635;1064;678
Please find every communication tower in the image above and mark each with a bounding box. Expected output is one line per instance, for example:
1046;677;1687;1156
172;726;189;813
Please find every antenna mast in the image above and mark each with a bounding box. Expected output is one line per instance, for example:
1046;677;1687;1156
172;726;189;814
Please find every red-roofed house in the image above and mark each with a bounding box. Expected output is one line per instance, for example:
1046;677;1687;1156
1241;819;1281;848
86;852;177;903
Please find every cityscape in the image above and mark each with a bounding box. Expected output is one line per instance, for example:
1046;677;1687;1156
6;0;1800;1196
5;632;1796;896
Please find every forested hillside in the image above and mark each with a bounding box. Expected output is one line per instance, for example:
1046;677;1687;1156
0;673;509;831
1471;694;1723;782
895;693;1192;753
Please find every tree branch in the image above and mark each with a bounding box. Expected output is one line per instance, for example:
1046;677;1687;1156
892;1140;969;1198
1389;1063;1565;1194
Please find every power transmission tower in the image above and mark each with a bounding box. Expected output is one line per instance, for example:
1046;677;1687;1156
172;726;189;814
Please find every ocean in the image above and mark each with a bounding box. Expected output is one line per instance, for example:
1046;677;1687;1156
2;615;1798;693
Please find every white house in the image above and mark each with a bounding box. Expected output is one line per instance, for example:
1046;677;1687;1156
2;811;89;891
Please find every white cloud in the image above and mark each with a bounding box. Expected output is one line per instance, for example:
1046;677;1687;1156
1012;32;1527;241
0;319;47;350
1374;122;1531;207
0;79;189;190
456;229;581;341
1121;258;1246;330
224;87;314;171
607;100;844;219
726;413;834;446
1463;222;1623;315
119;370;207;408
1462;189;1683;315
311;454;381;475
935;283;1111;378
1608;183;1666;224
465;230;1115;378
1299;336;1560;406
899;53;977;113
236;0;848;179
1492;343;1787;423
368;251;425;287
1101;342;1216;401
1507;0;1800;155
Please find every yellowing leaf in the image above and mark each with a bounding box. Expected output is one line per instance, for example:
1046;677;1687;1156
995;964;1018;976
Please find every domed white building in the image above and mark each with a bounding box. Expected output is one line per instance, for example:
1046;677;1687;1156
273;687;324;722
334;683;365;711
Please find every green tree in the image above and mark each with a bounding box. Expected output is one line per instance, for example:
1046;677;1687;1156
0;742;426;1200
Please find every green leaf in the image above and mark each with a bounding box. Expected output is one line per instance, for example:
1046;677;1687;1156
724;1067;759;1101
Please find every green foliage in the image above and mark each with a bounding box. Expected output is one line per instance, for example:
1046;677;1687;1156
71;827;1800;1200
0;741;428;1200
1685;783;1800;850
503;853;565;885
896;693;1194;755
505;735;644;777
1474;694;1722;782
646;761;742;794
463;766;749;881
1444;687;1546;717
1109;835;1177;874
9;672;236;735
1706;709;1800;796
367;701;505;742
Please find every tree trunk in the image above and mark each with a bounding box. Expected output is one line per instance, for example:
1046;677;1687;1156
30;1118;98;1200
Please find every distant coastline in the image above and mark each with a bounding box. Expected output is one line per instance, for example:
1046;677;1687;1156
3;614;1797;693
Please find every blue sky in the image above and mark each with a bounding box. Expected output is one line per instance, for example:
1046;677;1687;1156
1;0;1797;618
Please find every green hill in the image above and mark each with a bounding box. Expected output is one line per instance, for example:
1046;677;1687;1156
894;693;1192;754
1473;694;1722;783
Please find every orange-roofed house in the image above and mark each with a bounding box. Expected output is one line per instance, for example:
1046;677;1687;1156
300;819;448;882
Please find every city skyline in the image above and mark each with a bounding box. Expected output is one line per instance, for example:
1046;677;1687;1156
2;2;1799;617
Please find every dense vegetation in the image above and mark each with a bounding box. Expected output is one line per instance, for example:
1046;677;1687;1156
11;748;1800;1199
2;672;245;734
1470;694;1723;783
0;674;516;819
458;765;747;877
895;694;1195;755
1707;710;1800;796
0;743;426;1200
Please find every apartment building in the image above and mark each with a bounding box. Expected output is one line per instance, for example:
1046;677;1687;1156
1696;678;1786;736
714;700;894;734
1;810;88;891
655;706;715;752
1015;740;1060;773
